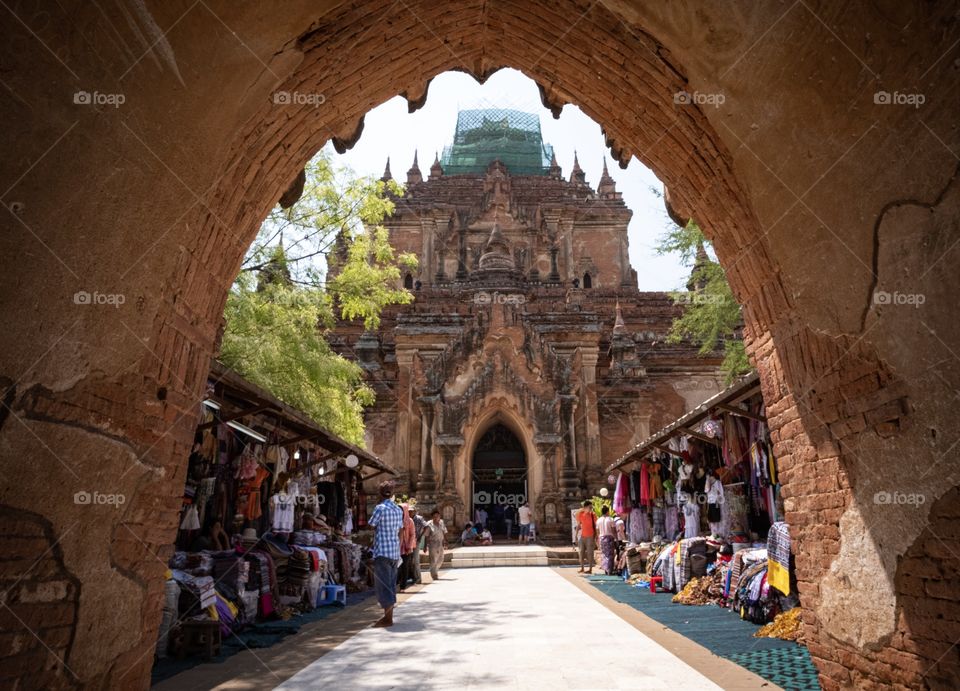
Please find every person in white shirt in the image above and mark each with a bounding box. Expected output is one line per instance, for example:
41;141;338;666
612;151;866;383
517;502;533;544
423;510;448;580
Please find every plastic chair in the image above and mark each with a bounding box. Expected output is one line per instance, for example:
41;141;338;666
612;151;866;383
649;576;663;593
317;584;347;606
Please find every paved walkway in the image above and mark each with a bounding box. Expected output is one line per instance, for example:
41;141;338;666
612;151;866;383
275;568;732;690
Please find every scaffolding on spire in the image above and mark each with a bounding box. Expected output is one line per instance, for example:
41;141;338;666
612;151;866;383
440;108;554;176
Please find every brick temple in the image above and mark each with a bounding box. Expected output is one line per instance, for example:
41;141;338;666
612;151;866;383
331;109;725;535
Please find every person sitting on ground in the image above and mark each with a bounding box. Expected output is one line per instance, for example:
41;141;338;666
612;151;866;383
461;522;479;546
479;526;493;545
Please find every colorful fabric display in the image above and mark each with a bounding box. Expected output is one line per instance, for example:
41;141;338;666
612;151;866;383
766;521;791;595
613;473;629;515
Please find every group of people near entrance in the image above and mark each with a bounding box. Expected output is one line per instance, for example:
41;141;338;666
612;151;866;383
574;500;626;575
468;502;533;544
368;481;447;628
373;483;628;628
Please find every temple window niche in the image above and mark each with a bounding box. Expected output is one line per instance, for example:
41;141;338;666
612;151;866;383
582;273;593;289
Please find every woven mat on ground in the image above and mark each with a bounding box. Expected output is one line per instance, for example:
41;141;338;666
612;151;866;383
151;589;374;685
585;577;820;690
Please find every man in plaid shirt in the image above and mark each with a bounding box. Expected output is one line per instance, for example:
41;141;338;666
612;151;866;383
369;480;404;627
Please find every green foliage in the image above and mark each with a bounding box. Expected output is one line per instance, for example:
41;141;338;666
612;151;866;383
656;220;753;382
328;225;417;330
589;495;613;517
219;275;372;444
221;147;418;442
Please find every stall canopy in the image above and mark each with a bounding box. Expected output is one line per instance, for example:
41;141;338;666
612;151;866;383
606;371;763;473
205;359;396;478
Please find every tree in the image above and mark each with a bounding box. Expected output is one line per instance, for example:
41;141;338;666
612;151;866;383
656;220;752;381
218;147;417;442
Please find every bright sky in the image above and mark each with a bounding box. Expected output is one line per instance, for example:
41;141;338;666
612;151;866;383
329;68;689;291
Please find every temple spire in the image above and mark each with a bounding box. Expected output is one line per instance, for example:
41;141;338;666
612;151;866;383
598;157;618;198
380;156;392;182
570;150;586;185
407;150;422;184
549;151;562;178
686;241;711;292
613;299;627;335
429;151;443;180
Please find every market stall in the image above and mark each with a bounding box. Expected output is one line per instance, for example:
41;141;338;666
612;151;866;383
603;372;798;629
155;360;396;662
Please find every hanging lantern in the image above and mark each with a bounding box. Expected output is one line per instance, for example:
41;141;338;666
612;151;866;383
703;418;722;439
345;454;359;469
599;487;609;497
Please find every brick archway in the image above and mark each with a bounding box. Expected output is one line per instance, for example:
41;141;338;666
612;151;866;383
1;2;957;688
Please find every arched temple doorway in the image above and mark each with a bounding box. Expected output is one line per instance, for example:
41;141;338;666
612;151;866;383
471;424;527;533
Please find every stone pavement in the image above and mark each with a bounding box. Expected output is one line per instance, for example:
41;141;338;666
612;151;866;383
275;567;773;690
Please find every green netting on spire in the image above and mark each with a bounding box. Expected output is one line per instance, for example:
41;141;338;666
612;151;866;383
440;108;554;176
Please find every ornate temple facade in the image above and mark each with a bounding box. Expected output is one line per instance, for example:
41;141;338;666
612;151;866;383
330;109;725;535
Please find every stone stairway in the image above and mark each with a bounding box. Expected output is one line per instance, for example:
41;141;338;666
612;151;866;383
434;544;581;568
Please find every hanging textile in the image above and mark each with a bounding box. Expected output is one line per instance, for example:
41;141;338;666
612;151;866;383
649;468;663;502
651;502;665;538
663;495;679;540
639;463;651;508
682;500;700;539
722;415;749;466
629;470;641;507
628;507;648;543
766;521;791;595
613;473;629;515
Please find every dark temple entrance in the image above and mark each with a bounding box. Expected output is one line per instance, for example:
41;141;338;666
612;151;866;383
472;424;527;536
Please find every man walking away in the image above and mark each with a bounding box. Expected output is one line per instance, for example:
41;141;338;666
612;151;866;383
368;481;404;627
575;500;597;574
423;510;447;580
517;502;533;544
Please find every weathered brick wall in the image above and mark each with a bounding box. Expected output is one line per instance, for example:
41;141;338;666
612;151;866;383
0;1;956;689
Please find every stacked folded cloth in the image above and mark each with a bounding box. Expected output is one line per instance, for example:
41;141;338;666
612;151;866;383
292;530;327;546
280;548;312;597
261;534;293;585
169;551;214;575
212;553;249;592
171;569;216;609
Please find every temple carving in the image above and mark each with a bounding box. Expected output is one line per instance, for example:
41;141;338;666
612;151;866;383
331;109;725;535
